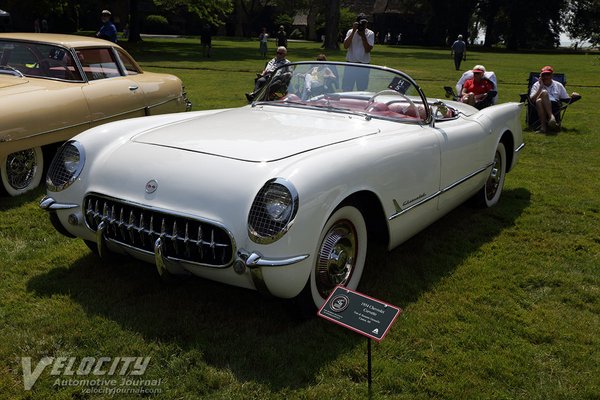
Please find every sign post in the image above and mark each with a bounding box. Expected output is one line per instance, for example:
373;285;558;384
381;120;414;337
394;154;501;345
318;286;401;394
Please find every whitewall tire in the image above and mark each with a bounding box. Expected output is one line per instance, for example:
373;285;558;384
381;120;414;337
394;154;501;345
476;142;506;208
1;147;44;196
308;205;368;309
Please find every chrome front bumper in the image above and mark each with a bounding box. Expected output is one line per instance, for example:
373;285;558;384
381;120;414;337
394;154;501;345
41;196;309;296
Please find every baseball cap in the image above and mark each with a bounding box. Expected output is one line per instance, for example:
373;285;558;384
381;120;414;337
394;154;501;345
101;9;111;15
540;65;554;74
356;13;368;23
472;65;486;73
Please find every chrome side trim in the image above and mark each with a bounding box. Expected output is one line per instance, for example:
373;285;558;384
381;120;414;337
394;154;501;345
388;162;494;221
5;121;90;143
515;142;526;153
39;196;79;211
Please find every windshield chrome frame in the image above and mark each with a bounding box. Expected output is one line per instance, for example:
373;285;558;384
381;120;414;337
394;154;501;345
252;61;432;125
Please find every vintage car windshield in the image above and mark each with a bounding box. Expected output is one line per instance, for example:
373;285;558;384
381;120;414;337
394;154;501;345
0;40;83;81
254;62;431;123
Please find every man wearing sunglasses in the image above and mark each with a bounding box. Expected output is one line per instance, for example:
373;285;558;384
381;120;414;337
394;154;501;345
246;46;290;102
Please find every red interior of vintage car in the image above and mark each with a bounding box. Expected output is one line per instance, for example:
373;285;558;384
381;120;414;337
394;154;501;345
280;94;425;121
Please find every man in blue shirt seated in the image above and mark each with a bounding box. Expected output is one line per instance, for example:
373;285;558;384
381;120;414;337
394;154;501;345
96;10;117;43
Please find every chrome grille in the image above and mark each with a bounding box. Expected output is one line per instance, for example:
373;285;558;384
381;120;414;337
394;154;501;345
84;194;234;267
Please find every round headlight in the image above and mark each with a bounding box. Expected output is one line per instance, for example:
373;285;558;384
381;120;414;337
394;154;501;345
46;141;85;192
248;178;299;244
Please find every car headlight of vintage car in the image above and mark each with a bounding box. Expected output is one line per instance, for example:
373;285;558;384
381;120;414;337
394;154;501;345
248;178;299;244
46;140;86;192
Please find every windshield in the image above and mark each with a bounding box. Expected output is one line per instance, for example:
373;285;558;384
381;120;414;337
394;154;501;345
0;40;83;81
254;62;430;123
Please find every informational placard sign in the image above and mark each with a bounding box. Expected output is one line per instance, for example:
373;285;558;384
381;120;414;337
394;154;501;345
318;286;401;342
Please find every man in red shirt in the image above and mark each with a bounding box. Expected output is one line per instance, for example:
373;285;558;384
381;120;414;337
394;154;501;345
461;65;495;109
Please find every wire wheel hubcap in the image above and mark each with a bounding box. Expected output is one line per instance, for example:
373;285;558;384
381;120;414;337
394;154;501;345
316;219;357;298
6;149;37;190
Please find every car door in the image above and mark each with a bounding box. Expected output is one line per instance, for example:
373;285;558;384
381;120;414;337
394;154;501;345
77;47;147;126
433;115;492;212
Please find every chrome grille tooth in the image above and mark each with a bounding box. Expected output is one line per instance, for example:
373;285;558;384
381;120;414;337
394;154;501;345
211;229;216;259
197;225;203;258
94;200;99;224
172;220;179;255
102;202;108;222
184;222;190;258
160;218;166;238
139;213;145;246
149;215;154;237
128;211;136;244
119;207;126;240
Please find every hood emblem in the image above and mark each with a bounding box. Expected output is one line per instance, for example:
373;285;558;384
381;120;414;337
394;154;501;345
145;179;158;194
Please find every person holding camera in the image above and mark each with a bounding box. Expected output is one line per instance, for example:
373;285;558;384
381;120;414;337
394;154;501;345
342;13;375;91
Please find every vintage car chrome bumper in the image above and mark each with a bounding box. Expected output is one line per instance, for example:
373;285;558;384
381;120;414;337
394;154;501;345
40;196;78;211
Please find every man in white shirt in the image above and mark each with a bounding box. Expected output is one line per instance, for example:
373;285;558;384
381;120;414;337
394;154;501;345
530;65;578;132
342;13;375;91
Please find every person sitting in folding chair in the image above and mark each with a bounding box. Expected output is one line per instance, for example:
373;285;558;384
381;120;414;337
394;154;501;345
529;65;580;133
460;65;496;110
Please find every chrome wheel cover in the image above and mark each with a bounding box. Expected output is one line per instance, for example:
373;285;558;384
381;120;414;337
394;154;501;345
485;149;503;201
316;219;358;298
5;149;38;190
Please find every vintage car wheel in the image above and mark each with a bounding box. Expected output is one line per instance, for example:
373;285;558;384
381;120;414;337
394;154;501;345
1;147;44;196
306;206;368;309
475;142;506;208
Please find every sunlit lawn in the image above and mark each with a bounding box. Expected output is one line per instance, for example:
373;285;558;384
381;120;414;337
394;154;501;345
1;37;599;399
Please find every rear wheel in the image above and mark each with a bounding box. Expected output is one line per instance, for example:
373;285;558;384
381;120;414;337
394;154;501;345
296;206;368;312
1;147;44;196
474;142;506;208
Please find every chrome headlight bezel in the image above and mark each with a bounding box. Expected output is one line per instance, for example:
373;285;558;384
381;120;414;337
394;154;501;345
46;140;86;192
248;178;299;244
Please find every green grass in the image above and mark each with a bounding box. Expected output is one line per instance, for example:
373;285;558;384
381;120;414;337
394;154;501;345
1;38;600;399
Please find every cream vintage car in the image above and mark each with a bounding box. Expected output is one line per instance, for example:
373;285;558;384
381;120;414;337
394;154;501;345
41;62;524;310
0;33;191;196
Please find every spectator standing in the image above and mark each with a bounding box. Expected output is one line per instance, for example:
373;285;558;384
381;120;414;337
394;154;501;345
276;25;288;48
450;34;466;70
34;18;40;33
245;46;290;102
41;18;48;33
259;27;269;58
200;23;212;58
96;10;117;43
342;13;375;91
384;32;391;44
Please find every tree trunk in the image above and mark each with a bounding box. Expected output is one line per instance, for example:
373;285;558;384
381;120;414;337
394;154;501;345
324;0;340;50
234;0;244;37
307;3;317;41
128;0;142;42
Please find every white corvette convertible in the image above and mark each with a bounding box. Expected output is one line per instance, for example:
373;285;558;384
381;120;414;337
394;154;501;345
41;62;524;309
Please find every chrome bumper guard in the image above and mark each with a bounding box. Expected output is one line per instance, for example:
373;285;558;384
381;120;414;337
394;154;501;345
39;196;78;211
237;249;309;296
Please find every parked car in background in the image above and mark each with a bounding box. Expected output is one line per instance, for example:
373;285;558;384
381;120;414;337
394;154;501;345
0;33;191;196
41;62;524;310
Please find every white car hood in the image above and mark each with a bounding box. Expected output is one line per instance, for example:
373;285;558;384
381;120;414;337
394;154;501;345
132;106;379;162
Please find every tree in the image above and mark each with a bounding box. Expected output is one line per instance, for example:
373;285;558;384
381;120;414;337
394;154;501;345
128;0;142;42
153;0;234;26
565;0;600;47
323;0;339;50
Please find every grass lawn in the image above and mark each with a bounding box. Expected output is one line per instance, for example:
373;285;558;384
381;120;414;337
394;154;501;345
1;37;599;399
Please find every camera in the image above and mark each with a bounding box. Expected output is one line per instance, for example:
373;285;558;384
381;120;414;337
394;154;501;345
358;20;367;31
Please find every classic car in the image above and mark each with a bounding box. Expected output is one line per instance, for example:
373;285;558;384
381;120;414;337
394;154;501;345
0;33;191;196
41;61;524;310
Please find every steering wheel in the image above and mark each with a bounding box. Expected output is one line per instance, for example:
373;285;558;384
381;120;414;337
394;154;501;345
33;58;75;80
366;89;417;112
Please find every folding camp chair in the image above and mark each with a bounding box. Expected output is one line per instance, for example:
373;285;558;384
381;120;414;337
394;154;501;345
518;72;581;131
444;70;498;109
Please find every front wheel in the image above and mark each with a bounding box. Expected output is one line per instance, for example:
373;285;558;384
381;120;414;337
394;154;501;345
474;142;506;208
298;206;368;311
1;147;44;196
